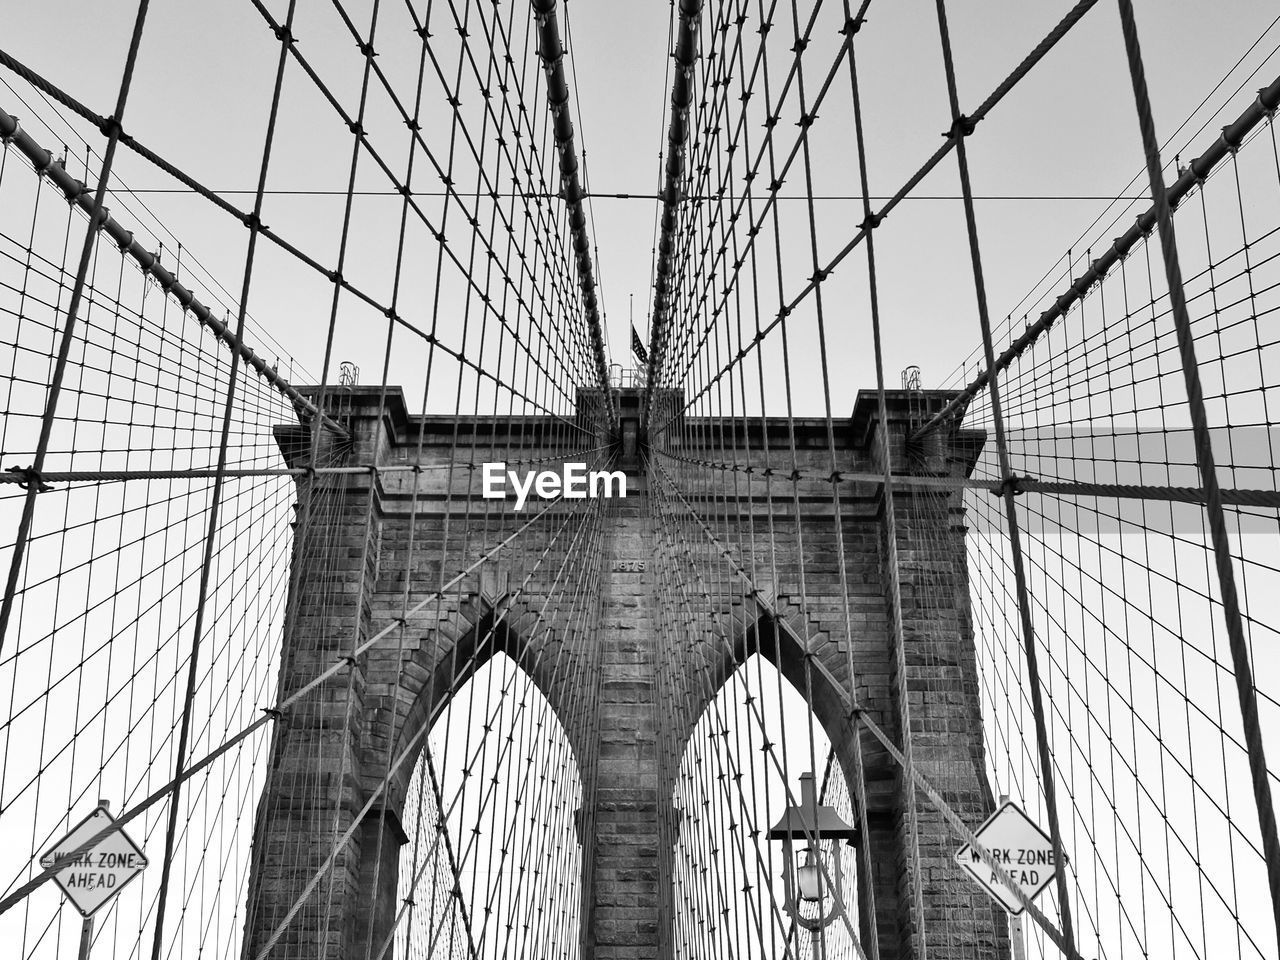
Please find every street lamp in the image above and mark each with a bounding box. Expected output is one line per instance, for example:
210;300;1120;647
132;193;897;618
768;771;859;956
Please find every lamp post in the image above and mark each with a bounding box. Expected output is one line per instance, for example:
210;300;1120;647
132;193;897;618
768;772;859;958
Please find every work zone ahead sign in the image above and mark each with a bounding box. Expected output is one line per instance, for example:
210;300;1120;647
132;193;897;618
40;805;149;917
955;800;1059;914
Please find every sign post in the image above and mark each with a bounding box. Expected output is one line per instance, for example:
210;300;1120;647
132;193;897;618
954;799;1059;916
997;794;1028;960
77;917;94;960
40;800;149;957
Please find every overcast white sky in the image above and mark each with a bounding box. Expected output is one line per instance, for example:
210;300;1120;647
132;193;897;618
3;4;1280;959
4;1;1279;411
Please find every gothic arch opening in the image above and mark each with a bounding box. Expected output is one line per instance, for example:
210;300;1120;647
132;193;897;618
393;649;584;960
669;650;863;958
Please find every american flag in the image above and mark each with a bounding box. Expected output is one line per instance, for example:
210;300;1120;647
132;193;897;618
631;325;649;364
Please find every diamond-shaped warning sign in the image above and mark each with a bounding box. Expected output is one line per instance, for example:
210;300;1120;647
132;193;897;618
40;805;148;917
955;800;1058;914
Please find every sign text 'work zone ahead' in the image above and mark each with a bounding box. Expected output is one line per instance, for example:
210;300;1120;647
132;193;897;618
955;800;1061;915
40;804;149;917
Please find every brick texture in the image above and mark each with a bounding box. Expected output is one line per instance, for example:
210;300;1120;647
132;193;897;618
243;386;1010;960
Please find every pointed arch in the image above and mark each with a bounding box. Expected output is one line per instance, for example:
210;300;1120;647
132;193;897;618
385;600;593;815
393;648;585;960
665;610;901;958
363;627;586;957
340;596;594;958
676;610;893;809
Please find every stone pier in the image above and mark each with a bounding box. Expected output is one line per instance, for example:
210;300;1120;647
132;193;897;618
243;385;1009;960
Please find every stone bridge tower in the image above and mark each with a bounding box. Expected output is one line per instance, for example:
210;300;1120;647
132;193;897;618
242;384;1009;960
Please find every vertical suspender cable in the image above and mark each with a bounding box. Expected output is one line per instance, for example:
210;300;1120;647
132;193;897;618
0;104;347;438
930;1;1081;956
841;7;919;954
151;3;300;957
1115;0;1280;945
0;0;153;656
912;73;1280;442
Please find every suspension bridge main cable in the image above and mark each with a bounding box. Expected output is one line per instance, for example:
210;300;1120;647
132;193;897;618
532;0;616;422
915;72;1280;440
0;0;155;662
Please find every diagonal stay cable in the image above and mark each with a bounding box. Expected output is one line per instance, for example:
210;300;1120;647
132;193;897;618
645;460;869;956
0;0;155;660
649;452;1088;960
915;71;1280;440
0;47;578;420
0;104;345;439
0;447;609;488
315;0;599;391
672;0;1099;420
371;492;606;960
662;0;876;399
1116;0;1280;942
0;486;580;919
653;448;1280;506
249;477;599;960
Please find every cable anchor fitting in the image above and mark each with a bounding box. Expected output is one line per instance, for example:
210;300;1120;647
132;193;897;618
8;466;53;493
1258;87;1277;120
998;473;1027;497
1221;125;1242;155
945;114;977;139
99;115;123;140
